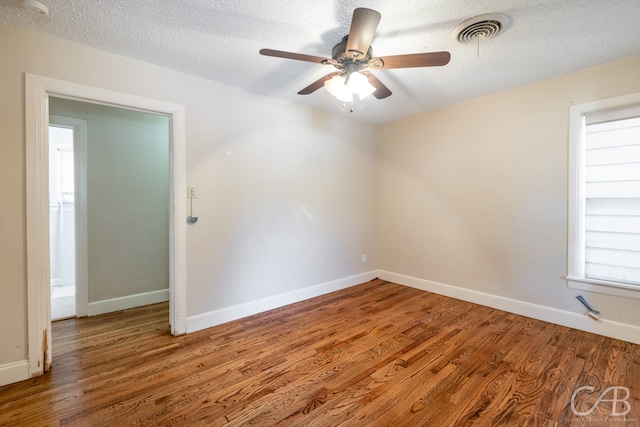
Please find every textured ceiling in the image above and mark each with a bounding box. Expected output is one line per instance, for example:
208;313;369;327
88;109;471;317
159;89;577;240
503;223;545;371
2;0;640;124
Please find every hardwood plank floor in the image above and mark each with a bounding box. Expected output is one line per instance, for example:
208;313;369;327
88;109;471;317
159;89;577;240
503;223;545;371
1;279;639;426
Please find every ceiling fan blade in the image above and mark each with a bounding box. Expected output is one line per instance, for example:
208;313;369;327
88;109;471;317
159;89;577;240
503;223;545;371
298;72;341;95
345;8;381;59
362;72;392;99
259;48;328;64
372;51;451;69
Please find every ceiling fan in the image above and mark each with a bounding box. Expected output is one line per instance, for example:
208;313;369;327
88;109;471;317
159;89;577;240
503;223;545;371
259;8;451;102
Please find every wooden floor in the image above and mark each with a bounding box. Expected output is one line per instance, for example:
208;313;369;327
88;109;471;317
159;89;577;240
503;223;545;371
1;280;639;426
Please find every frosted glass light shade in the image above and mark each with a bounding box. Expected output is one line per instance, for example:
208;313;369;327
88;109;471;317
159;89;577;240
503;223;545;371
324;75;353;102
347;72;375;99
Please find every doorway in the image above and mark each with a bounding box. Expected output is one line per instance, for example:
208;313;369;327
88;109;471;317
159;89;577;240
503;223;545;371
26;74;187;378
48;114;88;319
48;123;76;320
49;98;171;319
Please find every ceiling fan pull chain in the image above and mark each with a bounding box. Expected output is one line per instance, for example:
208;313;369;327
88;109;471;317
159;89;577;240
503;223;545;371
340;102;355;113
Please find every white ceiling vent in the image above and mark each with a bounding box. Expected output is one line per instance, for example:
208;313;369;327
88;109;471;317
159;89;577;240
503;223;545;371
452;14;510;44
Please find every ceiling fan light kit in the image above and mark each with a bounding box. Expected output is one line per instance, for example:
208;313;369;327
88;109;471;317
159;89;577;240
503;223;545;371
325;75;354;102
259;7;451;107
325;70;376;103
346;72;376;98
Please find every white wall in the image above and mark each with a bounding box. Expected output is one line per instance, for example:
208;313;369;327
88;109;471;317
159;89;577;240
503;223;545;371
378;55;640;341
187;118;378;316
4;18;640;385
0;23;378;374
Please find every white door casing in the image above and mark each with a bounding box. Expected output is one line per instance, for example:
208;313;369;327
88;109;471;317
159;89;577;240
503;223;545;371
25;74;187;378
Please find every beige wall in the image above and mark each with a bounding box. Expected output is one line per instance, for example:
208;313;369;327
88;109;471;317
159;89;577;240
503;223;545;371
3;19;640;378
0;23;378;367
378;55;640;327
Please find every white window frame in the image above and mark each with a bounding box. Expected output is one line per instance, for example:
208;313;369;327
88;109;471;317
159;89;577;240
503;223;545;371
567;92;640;299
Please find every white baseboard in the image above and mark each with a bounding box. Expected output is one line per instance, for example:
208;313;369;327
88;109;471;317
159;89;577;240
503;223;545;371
379;270;640;345
0;360;29;387
186;271;379;333
88;289;169;316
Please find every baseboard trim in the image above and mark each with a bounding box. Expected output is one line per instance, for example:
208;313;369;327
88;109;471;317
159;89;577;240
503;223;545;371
379;270;640;345
186;271;379;333
0;360;29;387
88;289;169;316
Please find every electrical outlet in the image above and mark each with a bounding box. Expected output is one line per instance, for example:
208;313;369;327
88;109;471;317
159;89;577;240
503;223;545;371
188;186;197;199
362;254;366;263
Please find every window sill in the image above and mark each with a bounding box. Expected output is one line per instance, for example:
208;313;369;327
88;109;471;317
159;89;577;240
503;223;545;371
567;276;640;300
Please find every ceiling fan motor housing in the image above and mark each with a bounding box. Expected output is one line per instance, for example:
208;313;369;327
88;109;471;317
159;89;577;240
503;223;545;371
332;35;373;62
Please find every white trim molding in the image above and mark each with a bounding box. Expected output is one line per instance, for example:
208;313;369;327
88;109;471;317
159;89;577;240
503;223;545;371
88;289;170;317
379;271;640;345
567;91;640;299
25;73;187;384
0;360;29;387
186;271;379;333
567;276;640;301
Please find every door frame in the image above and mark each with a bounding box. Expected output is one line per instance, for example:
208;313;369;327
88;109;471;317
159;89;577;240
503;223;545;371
25;73;187;377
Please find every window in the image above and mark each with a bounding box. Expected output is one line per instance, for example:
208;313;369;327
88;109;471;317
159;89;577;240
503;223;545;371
568;93;640;298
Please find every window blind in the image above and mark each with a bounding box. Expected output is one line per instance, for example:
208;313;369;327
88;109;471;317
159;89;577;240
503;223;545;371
584;114;640;285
